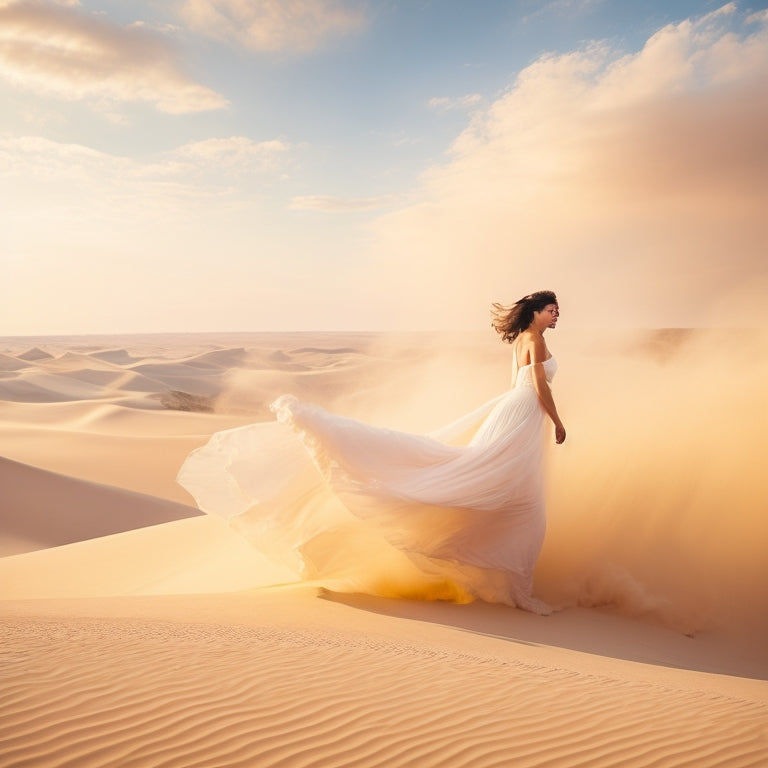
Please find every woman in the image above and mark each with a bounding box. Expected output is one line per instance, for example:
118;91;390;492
178;291;565;613
490;290;566;446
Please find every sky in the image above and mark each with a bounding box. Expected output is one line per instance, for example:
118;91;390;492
2;0;767;334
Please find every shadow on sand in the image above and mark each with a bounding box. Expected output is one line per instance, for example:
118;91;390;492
318;589;765;680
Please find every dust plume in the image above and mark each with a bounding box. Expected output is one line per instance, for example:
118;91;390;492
533;328;768;634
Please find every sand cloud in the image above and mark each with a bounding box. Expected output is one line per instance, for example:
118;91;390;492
178;0;366;53
366;4;768;329
0;0;227;113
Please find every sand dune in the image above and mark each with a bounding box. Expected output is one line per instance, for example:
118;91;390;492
0;350;163;404
1;330;766;767
184;347;249;368
16;346;53;361
0;426;218;505
0;456;200;556
0;515;295;598
291;346;360;354
0;353;28;372
0;372;112;403
0;392;248;503
126;362;226;396
46;350;117;369
88;348;143;365
52;367;134;387
0;341;256;501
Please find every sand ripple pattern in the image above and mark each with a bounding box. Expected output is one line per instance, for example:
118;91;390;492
1;617;767;768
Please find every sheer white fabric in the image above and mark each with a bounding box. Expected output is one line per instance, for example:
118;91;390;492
177;356;557;613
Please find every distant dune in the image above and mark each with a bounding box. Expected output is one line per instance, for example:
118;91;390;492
89;348;144;365
16;346;54;361
0;353;28;371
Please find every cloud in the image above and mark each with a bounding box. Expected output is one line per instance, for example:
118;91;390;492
173;136;292;172
364;4;768;330
0;0;227;113
178;0;366;52
0;135;134;182
428;94;483;111
0;133;294;213
290;194;399;212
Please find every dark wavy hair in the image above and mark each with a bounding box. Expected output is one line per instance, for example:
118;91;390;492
491;290;558;343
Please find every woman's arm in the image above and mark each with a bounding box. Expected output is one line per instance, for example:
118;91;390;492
530;337;566;444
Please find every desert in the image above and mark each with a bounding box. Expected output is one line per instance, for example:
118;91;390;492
1;330;766;767
4;1;768;765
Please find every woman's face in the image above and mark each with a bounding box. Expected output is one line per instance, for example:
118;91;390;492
536;303;559;329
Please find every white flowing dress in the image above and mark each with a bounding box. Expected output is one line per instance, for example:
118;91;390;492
177;355;557;614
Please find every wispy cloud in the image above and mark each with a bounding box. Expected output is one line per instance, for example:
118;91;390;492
173;136;292;172
178;0;366;53
0;133;294;208
0;0;226;113
428;94;483;111
290;194;398;212
366;5;768;329
0;135;134;182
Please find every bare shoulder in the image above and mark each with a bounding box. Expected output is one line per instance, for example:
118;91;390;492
526;332;549;364
515;330;545;366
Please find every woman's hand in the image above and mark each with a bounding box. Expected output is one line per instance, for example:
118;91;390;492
555;423;566;444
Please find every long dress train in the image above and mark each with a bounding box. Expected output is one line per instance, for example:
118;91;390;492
177;355;557;614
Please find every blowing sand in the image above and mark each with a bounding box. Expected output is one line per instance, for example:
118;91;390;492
1;331;766;767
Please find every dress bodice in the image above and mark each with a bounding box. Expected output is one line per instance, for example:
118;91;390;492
514;355;557;388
